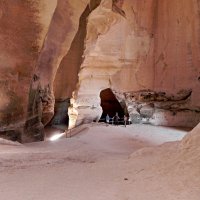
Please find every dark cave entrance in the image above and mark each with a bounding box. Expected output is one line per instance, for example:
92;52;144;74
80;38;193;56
100;88;126;122
44;99;70;140
49;99;70;128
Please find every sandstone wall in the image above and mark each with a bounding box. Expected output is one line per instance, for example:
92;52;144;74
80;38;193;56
111;0;156;92
0;0;99;142
0;0;200;141
0;0;56;131
23;0;94;142
69;0;200;128
154;0;200;102
111;0;200;100
68;0;133;128
150;0;200;127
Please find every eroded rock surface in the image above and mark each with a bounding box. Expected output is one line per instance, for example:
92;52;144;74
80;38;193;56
0;0;57;141
69;0;200;128
113;89;200;127
0;0;200;141
23;0;96;142
68;0;132;128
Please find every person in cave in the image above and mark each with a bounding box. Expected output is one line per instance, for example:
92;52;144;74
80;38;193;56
113;112;120;125
124;115;128;127
106;114;110;126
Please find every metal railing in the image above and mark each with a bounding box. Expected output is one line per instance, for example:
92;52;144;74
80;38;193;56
99;117;132;125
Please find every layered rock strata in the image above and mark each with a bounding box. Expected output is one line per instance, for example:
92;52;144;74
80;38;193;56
68;0;132;128
68;0;156;128
0;0;200;141
69;0;200;129
113;89;200;127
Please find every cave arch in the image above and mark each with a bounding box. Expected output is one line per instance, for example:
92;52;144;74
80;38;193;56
100;88;125;121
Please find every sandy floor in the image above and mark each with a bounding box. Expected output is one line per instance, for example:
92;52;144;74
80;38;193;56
0;123;199;200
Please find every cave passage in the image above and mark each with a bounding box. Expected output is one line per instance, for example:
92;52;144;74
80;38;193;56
43;99;70;140
49;99;70;128
100;88;125;122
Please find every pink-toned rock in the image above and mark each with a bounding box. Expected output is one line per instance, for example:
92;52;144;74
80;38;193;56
68;0;132;128
69;0;200;128
0;0;56;135
0;0;200;141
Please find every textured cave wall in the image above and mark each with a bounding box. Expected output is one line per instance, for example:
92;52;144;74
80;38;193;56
53;0;101;101
69;0;200;128
114;0;200;127
24;0;94;142
113;0;200;127
154;0;200;103
111;0;200;97
0;0;57;141
68;0;134;128
50;0;101;128
150;0;200;127
1;0;200;141
111;0;157;92
0;0;101;142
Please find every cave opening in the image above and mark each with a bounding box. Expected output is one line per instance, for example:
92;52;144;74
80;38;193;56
100;88;126;123
44;99;70;140
49;99;70;128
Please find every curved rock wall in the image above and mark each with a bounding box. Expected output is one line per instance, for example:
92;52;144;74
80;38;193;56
69;0;200;128
111;0;156;92
23;0;92;142
51;1;101;128
68;0;133;128
0;0;56;141
0;0;200;141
